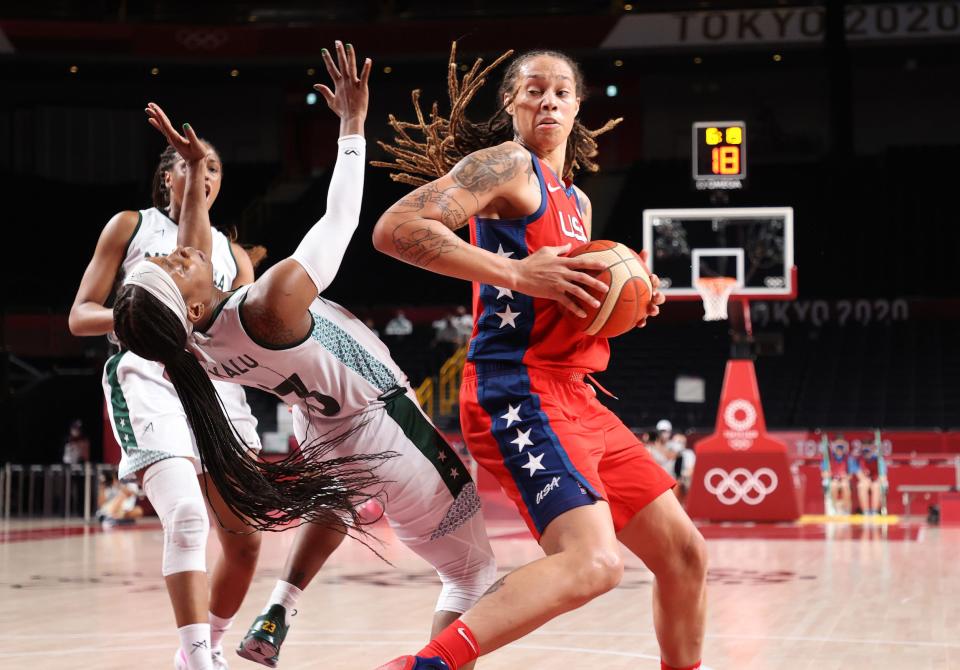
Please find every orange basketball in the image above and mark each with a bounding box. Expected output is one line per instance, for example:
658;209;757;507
564;240;653;338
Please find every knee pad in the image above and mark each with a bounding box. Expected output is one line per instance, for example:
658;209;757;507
161;497;209;576
435;551;498;614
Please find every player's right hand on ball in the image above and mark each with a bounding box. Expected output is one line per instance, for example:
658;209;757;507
513;244;608;319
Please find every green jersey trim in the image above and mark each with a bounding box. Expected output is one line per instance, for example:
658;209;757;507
308;312;398;393
196;290;237;335
234;293;398;392
120;211;143;265
104;351;137;452
383;392;469;499
227;240;239;281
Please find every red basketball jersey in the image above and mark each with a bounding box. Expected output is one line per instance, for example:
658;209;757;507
467;149;610;374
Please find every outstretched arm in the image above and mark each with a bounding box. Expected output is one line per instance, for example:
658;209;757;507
144;103;213;256
241;42;373;346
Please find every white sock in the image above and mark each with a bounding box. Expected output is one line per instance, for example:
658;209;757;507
177;623;214;670
265;580;303;625
208;612;234;652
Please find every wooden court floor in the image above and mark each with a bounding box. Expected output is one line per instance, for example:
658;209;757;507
2;512;959;670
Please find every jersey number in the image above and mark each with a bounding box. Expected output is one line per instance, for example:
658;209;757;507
260;373;341;417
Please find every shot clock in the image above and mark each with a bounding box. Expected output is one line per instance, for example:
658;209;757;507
692;121;746;190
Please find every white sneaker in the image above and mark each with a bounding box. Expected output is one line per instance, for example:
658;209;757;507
212;648;229;670
176;646;218;670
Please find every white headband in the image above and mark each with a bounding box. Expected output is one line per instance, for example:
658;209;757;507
124;260;192;335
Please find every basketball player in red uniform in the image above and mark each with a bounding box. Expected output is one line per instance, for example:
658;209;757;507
371;47;708;670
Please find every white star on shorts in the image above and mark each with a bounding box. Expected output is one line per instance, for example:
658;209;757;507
501;403;522;427
522;452;546;477
511;428;534;453
494;285;514;300
495;244;514;258
496;305;521;329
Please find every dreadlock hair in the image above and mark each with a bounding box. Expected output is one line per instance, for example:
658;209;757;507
151;139;222;211
372;42;623;185
113;284;390;536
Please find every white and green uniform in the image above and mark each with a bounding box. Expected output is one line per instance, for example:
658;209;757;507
102;207;261;478
194;286;494;612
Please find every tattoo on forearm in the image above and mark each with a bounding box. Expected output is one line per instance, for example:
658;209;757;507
452;145;525;194
481;576;507;598
389;183;471;231
392;219;459;268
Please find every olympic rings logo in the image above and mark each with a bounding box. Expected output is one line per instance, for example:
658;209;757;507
723;399;757;432
175;30;229;51
703;467;778;505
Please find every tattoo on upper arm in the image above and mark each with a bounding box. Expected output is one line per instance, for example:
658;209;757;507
451;145;526;195
389;183;471;231
391;219;459;268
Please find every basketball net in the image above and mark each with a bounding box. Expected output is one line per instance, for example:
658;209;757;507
695;277;739;321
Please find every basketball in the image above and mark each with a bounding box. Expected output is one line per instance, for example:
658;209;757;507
564;240;653;338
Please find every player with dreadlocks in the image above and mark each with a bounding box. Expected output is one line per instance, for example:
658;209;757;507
372;45;708;670
113;42;495;670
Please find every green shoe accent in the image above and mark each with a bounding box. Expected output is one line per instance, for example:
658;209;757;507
236;604;291;668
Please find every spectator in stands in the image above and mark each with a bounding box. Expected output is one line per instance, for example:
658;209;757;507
62;419;90;464
827;434;853;515
671;434;696;502
452;305;473;341
364;316;380;339
96;471;144;528
854;440;887;516
648;419;678;476
385;309;413;337
435;313;466;346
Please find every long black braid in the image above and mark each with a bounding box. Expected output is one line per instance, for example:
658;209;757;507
113;285;392;535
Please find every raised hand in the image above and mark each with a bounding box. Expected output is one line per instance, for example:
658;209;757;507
144;102;209;163
314;41;372;134
514;244;610;318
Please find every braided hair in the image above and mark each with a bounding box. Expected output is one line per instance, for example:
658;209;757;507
113;284;389;535
372;43;622;185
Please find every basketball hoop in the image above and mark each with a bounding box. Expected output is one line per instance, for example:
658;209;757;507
695;277;739;321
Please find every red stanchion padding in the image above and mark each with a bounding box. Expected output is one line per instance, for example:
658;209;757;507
686;360;802;521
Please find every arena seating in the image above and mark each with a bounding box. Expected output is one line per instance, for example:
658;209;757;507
599;319;960;433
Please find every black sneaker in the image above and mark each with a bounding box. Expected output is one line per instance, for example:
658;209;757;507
236;604;292;668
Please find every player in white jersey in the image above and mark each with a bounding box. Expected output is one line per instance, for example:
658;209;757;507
114;42;495;670
70;135;263;670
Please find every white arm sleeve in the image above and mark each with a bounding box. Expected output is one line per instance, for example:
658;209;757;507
290;134;365;294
